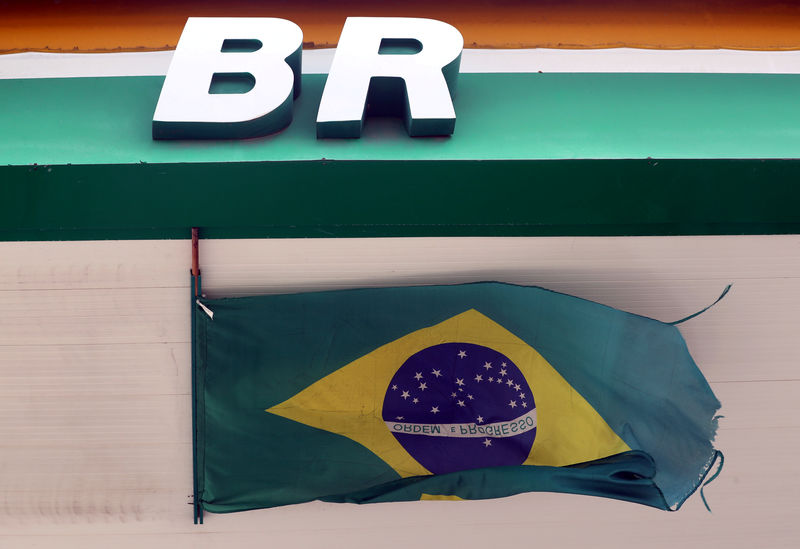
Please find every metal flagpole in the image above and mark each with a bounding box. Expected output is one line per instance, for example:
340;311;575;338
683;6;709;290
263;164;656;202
190;227;203;524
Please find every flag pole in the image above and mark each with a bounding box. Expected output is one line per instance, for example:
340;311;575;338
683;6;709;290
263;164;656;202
190;227;204;524
192;227;200;298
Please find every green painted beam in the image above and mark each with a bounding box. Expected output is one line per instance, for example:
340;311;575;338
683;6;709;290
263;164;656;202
1;72;799;240
2;159;800;240
2;73;800;165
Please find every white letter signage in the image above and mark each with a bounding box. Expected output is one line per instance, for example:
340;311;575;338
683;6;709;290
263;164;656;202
151;17;463;140
316;17;463;138
152;17;303;140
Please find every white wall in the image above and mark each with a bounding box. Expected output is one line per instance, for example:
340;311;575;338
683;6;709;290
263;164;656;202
6;49;800;79
1;236;798;548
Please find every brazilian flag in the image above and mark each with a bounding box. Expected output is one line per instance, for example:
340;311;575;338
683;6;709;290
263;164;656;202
193;282;721;514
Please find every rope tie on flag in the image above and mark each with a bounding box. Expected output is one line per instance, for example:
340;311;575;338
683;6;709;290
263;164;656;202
669;284;732;325
699;450;725;512
197;300;214;319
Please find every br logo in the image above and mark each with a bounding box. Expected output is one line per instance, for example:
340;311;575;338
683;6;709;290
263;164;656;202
153;17;463;140
382;342;536;474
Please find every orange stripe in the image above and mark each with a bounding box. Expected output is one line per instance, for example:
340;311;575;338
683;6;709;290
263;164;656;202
2;1;800;53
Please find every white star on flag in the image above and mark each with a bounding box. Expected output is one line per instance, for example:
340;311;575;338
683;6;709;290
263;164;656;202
467;394;474;400
401;391;410;399
506;379;514;387
414;372;423;381
509;400;517;408
419;382;427;391
451;392;457;398
499;368;507;376
483;362;492;370
458;350;467;359
474;374;483;382
457;400;465;407
476;416;484;423
431;369;442;378
456;378;465;386
392;385;397;390
522;402;527;408
412;398;419;404
514;383;521;391
483;439;492;447
431;406;440;414
396;416;404;420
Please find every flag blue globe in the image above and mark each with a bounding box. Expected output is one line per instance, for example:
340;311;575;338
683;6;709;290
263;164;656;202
382;342;536;475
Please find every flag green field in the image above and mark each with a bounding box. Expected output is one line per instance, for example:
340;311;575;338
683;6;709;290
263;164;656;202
194;282;721;512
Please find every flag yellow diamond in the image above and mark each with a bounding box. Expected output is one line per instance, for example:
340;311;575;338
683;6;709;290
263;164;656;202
268;309;630;478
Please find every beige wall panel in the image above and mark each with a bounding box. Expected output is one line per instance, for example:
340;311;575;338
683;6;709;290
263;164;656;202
199;236;800;296
0;235;797;547
0;288;189;346
713;380;800;431
0;343;190;397
0;240;190;291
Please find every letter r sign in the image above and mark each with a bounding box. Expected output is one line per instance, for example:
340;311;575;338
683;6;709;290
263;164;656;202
316;17;463;138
